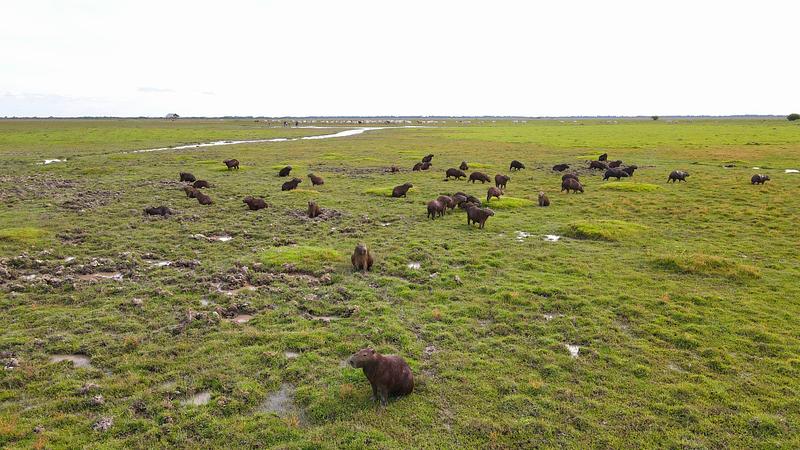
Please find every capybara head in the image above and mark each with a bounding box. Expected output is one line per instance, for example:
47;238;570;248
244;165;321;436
354;243;368;256
539;191;546;199
347;348;377;368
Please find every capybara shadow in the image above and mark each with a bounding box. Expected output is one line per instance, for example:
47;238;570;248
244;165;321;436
179;172;196;182
392;183;413;198
243;196;267;210
346;348;413;407
282;178;302;191
351;243;374;272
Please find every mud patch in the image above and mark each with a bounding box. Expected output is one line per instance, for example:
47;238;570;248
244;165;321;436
78;272;123;282
181;391;211;406
229;314;254;324
60;190;121;211
544;235;561;242
50;354;93;368
287;208;343;221
257;383;304;420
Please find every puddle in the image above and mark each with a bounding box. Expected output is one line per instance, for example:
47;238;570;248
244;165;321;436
39;159;66;165
50;354;93;368
64;256;76;263
515;231;531;242
229;314;254;324
257;383;302;418
544;235;561;242
786;169;799;174
78;272;123;282
284;351;300;359
407;262;421;270
566;344;580;358
209;235;232;242
181;391;211;406
150;261;172;268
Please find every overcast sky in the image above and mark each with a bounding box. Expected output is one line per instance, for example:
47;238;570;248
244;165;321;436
2;0;798;117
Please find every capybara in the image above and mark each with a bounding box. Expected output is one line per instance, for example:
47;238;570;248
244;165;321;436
223;159;239;170
144;206;171;216
179;172;196;182
388;166;400;173
436;195;455;212
608;160;623;168
751;174;770;185
282;177;302;191
562;173;580;182
308;201;322;218
668;170;689;182
183;185;198;198
589;161;608;170
445;168;466;180
243;196;267;210
469;172;491;184
598;153;608;161
392;183;413;198
452;193;468;207
422;154;434;163
459;161;469;171
561;178;584;193
495;174;510;189
193;180;211;189
510;160;525;171
420;162;432;170
486;186;503;202
426;199;445;219
351;243;374;272
412;162;423;171
622;165;638;177
196;191;213;205
308;173;325;186
278;165;292;177
603;168;629;181
465;204;494;229
538;191;550;207
346;348;413;407
552;164;570;172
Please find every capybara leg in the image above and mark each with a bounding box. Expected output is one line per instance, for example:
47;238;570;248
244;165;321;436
370;382;378;402
378;387;389;407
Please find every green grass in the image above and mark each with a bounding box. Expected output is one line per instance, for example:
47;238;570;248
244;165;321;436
598;182;661;192
484;196;535;208
565;219;648;241
0;227;47;243
653;253;761;280
260;246;344;273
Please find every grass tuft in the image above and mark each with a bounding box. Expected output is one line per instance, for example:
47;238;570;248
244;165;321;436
0;227;48;243
260;246;343;273
598;182;661;192
565;220;647;241
485;197;535;208
653;253;760;280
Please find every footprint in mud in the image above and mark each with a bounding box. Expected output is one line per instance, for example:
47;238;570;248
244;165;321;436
50;354;93;368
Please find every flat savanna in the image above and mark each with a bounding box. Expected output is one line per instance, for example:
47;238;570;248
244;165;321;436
1;118;799;448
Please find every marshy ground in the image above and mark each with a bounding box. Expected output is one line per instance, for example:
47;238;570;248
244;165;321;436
1;118;799;448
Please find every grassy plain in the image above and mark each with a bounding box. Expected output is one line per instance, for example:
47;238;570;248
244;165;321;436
1;118;799;448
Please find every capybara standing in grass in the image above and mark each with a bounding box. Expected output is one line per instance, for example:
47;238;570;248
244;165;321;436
179;172;196;182
436;195;455;213
510;160;525;171
589;161;608;170
346;348;413;407
603;168;629;181
391;183;413;198
465;204;494;229
196;191;213;205
469;172;491;183
608;160;623;168
622;165;638;177
598;153;608;161
562;173;580;182
193;180;211;189
495;174;510;189
388;166;400;173
445;168;466;180
183;185;198;198
144;206;172;216
538;191;550;207
308;173;325;186
561;178;584;193
427;199;445;219
668;170;689;182
751;174;770;185
420;162;432;170
282;178;302;191
422;154;434;163
460;161;469;171
243;196;266;210
552;164;570;172
278;166;292;177
412;162;423;171
486;186;502;202
308;201;322;218
351;243;374;272
223;159;239;170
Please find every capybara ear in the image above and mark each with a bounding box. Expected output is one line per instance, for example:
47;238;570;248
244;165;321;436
370;348;376;354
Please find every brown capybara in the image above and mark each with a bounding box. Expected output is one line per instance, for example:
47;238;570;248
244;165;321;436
562;173;580;182
420;162;432;170
486;186;502;202
510;160;525;171
144;206;171;216
589;161;608;170
495;174;510;189
751;174;770;185
459;161;469;171
426;199;445;219
608;160;623;168
346;348;414;407
603;168;629;181
469;172;491;184
391;183;413;198
308;201;322;218
598;153;608;161
308;173;325;186
278;165;292;177
196;191;213;205
561;178;584;193
243;196;267;210
538;191;550;207
193;180;211;189
668;170;689;182
622;165;638;177
179;172;196;182
282;178;302;191
445;168;466;180
388;166;400;173
412;162;423;171
223;159;240;170
351;243;374;272
183;185;198;198
436;195;455;212
422;154;434;163
465;204;494;229
552;164;570;172
452;193;468;207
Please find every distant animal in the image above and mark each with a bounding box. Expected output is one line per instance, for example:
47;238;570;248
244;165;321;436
608;160;623;168
183;185;198;198
751;174;770;185
445;168;466;180
193;180;211;189
308;173;325;186
179;172;196;182
603;168;629;181
486;186;503;202
452;193;468;207
469;172;491;184
346;348;413;407
196;191;213;205
308;201;322;218
420;162;432;170
388;166;400;173
622;165;638;177
510;160;525;171
589;161;608;170
422;154;434;163
351;243;374;272
243;196;266;210
598;153;608;161
278;166;292;177
465;204;494;229
427;199;446;219
495;174;510;189
144;206;171;216
436;195;456;212
223;159;239;170
412;163;423;171
282;177;302;191
552;164;570;172
561;178;584;193
562;173;580;182
459;161;469;171
538;191;550;207
668;170;689;182
391;183;413;198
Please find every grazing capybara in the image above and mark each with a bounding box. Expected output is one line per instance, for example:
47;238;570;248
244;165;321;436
459;161;469;171
589;161;608;170
223;159;239;170
422;154;434;163
426;199;445;219
351;243;374;272
183;185;198;198
598;153;608;161
193;180;211;189
608;160;623;168
495;174;510;189
412;162;423;171
436;195;455;212
486;186;503;202
465;204;494;229
388;166;400;173
308;201;322;218
561;178;584;193
603;168;629;181
622;165;638;177
562;173;580;182
445;168;466;180
751;174;770;185
282;178;302;191
420;162;432;171
144;206;171;216
538;191;550;207
243;196;266;210
308;173;325;186
668;170;689;182
196;191;213;205
451;193;467;207
552;164;570;172
391;183;413;198
510;160;525;171
179;172;196;182
278;166;292;177
469;172;491;184
346;348;413;407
